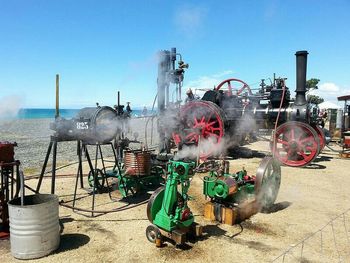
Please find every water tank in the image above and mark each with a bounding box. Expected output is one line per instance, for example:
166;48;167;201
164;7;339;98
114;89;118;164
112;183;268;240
336;109;343;129
51;106;122;143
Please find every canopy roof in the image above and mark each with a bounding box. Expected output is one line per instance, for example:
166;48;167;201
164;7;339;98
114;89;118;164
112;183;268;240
338;95;350;101
318;101;341;109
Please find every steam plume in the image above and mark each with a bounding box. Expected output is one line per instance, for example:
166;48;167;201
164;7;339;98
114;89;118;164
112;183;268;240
0;95;22;119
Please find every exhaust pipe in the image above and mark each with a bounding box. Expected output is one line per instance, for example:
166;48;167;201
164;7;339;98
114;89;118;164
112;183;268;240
295;50;308;106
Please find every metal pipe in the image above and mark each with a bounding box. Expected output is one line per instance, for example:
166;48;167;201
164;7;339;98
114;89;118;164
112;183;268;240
51;141;57;194
19;171;25;206
171;47;176;70
117;91;120;115
295;51;308;106
157;50;169;112
36;141;53;193
157;50;170;152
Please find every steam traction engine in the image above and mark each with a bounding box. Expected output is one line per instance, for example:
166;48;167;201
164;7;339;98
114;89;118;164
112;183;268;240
172;51;325;167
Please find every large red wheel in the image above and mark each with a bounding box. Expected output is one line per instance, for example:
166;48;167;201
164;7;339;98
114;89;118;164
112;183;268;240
271;121;320;167
312;125;326;153
172;101;225;159
216;78;252;96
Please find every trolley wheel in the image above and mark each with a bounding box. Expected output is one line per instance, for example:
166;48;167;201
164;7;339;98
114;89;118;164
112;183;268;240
271;121;320;167
255;157;281;210
146;224;162;244
87;169;105;190
215;78;252;96
172;101;225;160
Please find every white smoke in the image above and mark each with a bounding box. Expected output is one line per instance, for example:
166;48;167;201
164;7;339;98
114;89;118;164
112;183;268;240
0;95;23;119
174;136;239;161
173;4;208;38
235;113;257;136
184;70;235;98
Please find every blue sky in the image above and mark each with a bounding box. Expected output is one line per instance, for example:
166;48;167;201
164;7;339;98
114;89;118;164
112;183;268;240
0;0;349;110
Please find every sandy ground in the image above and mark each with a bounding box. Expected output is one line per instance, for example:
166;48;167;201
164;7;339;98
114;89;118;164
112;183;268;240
1;118;350;262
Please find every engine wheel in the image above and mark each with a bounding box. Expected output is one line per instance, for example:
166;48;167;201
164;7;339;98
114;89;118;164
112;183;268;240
87;169;105;190
271;121;320;167
216;78;252;96
172;101;225;159
147;187;165;222
255;157;281;210
312;125;326;153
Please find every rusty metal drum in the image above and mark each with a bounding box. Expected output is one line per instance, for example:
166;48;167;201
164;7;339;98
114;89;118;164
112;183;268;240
124;150;151;176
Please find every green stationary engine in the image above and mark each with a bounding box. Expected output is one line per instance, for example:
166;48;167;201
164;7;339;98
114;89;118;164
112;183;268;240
146;160;202;246
202;157;281;224
202;161;256;204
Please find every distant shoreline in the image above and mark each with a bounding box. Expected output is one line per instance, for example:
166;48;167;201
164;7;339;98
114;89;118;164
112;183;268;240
11;108;156;119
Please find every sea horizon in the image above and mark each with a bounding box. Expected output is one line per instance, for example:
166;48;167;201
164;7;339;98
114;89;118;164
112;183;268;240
14;107;155;119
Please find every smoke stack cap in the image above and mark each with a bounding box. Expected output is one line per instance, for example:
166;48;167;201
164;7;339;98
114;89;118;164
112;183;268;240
295;50;309;56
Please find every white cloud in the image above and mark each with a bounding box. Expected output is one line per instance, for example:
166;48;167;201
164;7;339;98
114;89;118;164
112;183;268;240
184;70;234;97
212;70;235;78
309;82;350;105
318;82;340;92
174;5;207;38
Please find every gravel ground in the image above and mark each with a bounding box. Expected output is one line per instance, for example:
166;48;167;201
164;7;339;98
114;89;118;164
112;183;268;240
1;118;350;262
0;117;158;173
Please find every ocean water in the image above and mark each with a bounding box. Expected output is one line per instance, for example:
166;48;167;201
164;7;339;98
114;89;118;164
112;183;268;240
16;108;153;119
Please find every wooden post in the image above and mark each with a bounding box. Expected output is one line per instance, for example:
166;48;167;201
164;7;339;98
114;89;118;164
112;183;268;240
55;74;59;118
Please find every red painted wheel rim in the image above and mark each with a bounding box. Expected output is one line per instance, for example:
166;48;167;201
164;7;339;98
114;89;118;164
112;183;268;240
172;101;225;159
215;78;252;96
313;125;326;152
271;121;320;167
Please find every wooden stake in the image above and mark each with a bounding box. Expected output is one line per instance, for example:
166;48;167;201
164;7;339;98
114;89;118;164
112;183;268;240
55;74;59;118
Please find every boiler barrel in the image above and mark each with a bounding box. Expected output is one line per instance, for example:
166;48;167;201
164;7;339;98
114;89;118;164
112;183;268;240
52;106;121;143
75;106;120;143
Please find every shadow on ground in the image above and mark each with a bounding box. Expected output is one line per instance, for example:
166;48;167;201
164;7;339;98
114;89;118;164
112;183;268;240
313;155;333;163
227;146;266;159
302;163;327;170
55;233;90;254
261;201;292;214
162;223;244;250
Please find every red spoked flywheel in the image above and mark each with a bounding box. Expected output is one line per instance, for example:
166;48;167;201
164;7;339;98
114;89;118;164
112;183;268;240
172;101;225;159
215;78;252;96
270;121;320;167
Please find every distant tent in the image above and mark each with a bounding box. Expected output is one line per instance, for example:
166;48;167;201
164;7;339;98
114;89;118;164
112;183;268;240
318;101;341;109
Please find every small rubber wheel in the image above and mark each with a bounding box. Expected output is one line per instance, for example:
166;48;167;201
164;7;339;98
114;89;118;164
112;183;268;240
146;224;161;243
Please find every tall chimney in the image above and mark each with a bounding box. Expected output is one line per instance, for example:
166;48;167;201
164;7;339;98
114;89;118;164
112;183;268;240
295;51;308;105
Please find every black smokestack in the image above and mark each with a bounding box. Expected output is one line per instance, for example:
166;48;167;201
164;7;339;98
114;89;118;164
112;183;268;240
295;50;308;105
